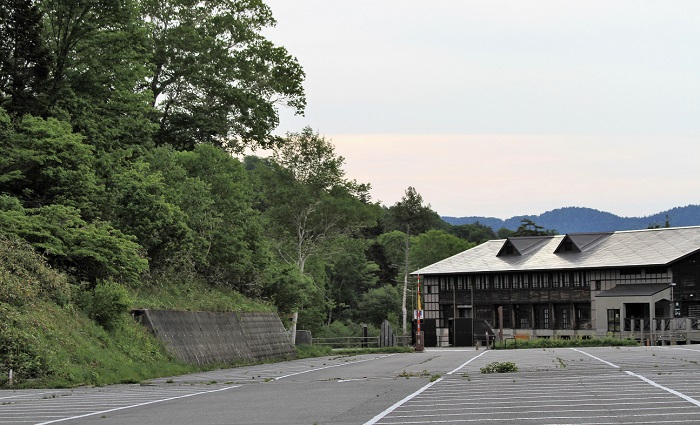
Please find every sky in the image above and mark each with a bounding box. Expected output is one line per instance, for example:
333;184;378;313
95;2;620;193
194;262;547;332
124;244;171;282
261;1;700;219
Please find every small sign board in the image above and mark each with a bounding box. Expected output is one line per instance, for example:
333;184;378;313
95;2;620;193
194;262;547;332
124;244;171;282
413;310;424;320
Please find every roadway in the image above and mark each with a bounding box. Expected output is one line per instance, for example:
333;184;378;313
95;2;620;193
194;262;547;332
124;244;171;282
2;345;700;424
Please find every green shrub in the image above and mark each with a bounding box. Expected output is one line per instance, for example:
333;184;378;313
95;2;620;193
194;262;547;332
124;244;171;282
0;306;49;383
493;336;639;349
480;361;518;374
77;281;131;330
296;344;333;359
0;235;71;306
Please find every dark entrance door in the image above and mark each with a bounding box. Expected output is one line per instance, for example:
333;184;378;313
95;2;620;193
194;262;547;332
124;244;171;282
411;319;437;347
448;318;473;347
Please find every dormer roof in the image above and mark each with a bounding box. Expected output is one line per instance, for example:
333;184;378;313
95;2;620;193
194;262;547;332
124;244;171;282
554;232;613;254
497;236;554;256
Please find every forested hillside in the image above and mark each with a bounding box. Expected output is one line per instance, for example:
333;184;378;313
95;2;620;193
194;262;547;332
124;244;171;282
0;0;489;386
444;205;700;234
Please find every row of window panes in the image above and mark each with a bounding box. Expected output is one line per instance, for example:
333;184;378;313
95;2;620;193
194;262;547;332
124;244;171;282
433;273;591;291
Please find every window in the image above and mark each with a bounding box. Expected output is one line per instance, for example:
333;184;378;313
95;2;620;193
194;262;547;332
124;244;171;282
645;266;667;275
607;309;620;332
595;280;601;291
561;308;570;329
534;306;550;329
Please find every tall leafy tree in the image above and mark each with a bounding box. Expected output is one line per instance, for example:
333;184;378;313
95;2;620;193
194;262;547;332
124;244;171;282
410;230;474;269
0;0;52;117
141;0;306;152
354;284;402;327
385;186;438;335
265;128;375;273
174;144;271;295
98;154;192;266
324;236;379;323
251;129;378;332
41;0;156;151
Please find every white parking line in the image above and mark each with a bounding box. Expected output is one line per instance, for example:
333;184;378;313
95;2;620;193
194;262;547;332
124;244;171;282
571;348;700;410
626;371;700;408
363;377;443;425
33;386;240;425
569;348;620;368
364;351;489;425
274;354;395;380
446;350;489;375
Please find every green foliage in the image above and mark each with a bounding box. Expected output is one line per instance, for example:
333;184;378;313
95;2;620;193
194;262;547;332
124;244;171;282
172;144;270;293
102;157;193;266
0;202;148;286
134;277;274;313
0;0;52;117
497;227;514;239
43;0;156;151
77;281;132;330
0;300;196;388
313;320;378;339
480;361;518;374
0;112;101;215
0;234;70;305
354;285;402;327
261;263;312;315
448;222;497;244
0;304;50;382
384;186;445;235
142;0;305;152
255;142;377;275
376;230;409;272
493;337;639;349
295;343;333;359
410;230;474;269
325;236;379;321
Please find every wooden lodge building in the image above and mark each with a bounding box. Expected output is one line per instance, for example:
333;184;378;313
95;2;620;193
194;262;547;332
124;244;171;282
412;226;700;346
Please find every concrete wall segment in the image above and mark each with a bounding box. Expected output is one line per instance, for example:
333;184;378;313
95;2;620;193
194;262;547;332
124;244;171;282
133;309;295;364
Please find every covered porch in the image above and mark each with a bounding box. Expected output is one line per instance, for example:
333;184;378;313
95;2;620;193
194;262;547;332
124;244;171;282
595;283;700;344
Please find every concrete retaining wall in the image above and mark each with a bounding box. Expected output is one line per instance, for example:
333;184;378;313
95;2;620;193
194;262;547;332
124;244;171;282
133;309;296;364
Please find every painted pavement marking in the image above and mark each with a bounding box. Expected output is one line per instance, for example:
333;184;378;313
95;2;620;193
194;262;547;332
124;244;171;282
364;351;489;425
371;347;700;424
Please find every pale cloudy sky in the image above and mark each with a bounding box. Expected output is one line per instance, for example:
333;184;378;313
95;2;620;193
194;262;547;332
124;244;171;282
262;1;700;219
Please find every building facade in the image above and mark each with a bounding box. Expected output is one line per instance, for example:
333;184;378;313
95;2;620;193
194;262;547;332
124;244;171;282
413;226;700;345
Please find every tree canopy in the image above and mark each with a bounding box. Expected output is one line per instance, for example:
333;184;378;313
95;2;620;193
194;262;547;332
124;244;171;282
0;0;500;342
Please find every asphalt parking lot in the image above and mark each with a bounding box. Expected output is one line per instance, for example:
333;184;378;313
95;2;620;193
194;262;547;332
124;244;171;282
3;345;700;424
368;345;700;424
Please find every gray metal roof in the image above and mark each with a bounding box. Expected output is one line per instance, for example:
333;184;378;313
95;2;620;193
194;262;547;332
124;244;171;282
596;283;670;297
413;226;700;275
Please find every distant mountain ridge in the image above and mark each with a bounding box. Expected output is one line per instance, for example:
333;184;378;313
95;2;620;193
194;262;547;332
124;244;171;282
442;205;700;234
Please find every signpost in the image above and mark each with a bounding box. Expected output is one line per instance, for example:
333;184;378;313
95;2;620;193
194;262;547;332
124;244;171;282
415;275;424;352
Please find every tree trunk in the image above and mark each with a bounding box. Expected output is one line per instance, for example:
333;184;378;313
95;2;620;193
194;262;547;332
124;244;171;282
402;226;410;336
